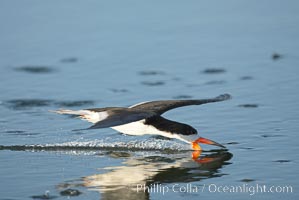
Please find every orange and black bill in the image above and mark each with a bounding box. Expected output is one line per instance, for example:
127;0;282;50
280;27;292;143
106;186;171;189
193;137;225;148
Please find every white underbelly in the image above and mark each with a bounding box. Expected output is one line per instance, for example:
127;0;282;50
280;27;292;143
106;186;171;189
111;120;168;136
111;119;193;144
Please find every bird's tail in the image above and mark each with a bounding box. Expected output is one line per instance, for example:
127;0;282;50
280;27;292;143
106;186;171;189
50;109;102;123
50;109;88;116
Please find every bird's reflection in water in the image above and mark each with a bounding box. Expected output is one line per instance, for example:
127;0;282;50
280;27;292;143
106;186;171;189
58;150;232;200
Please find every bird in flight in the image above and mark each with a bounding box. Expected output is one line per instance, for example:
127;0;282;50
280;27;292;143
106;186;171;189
52;94;231;150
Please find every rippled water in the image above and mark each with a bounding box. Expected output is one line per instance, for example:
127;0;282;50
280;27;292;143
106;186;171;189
1;0;299;199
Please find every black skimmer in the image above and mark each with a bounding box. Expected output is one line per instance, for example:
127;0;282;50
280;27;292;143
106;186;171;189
52;94;231;150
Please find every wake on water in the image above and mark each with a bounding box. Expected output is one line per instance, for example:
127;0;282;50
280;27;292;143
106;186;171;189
0;138;192;156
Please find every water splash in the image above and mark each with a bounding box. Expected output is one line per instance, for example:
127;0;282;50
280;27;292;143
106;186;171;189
0;138;191;156
48;138;190;151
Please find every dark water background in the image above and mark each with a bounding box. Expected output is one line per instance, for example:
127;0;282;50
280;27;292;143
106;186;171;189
1;0;299;199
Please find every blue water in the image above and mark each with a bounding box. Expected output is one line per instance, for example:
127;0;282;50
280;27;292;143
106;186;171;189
1;0;299;199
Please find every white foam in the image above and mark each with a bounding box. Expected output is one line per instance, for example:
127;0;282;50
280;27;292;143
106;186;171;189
47;138;190;151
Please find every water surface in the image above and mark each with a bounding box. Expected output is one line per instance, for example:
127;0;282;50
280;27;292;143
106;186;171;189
1;0;299;199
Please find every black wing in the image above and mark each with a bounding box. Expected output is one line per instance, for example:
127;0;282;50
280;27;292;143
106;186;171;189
131;94;231;115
